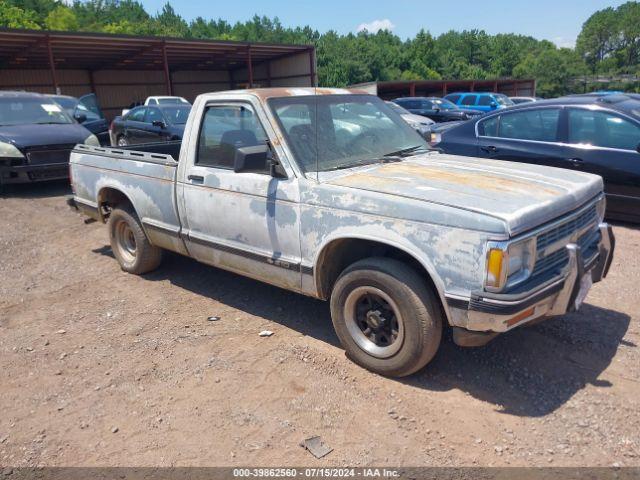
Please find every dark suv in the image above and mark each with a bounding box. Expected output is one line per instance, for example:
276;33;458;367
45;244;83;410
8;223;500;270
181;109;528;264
392;97;483;123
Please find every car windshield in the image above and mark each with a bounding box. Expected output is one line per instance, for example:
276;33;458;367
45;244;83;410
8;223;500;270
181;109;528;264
161;106;191;125
431;98;457;110
0;97;73;126
269;94;429;175
50;96;77;112
495;94;515;106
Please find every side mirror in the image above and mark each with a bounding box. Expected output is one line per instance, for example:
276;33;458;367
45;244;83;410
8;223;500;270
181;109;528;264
74;112;87;123
490;101;497;108
152;120;166;128
433;107;441;113
234;144;286;177
234;144;270;174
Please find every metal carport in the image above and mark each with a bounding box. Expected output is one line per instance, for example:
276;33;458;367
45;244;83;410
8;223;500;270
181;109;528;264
0;28;316;119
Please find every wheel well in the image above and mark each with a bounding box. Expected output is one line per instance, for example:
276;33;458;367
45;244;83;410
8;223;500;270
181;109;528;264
316;238;441;304
97;187;133;222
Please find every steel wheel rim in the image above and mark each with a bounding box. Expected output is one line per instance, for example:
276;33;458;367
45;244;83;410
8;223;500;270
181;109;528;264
115;220;136;263
344;286;404;358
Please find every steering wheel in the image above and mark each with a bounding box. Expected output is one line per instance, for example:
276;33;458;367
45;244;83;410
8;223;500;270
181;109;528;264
345;131;379;153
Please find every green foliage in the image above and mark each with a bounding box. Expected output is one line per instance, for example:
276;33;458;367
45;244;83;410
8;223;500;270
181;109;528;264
44;5;78;31
1;0;638;95
0;0;40;28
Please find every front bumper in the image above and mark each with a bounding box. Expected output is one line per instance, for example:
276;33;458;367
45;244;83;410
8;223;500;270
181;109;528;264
0;163;69;184
447;223;615;337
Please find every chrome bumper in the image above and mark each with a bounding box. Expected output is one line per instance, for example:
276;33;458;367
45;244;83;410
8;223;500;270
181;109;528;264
448;223;615;335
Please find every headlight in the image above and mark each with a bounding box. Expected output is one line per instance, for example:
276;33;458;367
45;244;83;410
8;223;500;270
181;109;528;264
0;141;25;158
484;238;536;292
84;134;100;147
430;132;442;145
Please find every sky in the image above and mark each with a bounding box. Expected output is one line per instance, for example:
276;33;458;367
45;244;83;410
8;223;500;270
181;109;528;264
138;0;627;48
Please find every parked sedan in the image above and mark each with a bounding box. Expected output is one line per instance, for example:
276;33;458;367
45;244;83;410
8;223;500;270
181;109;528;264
392;97;483;123
434;94;640;222
385;101;434;137
0;91;98;186
110;104;191;146
49;93;110;145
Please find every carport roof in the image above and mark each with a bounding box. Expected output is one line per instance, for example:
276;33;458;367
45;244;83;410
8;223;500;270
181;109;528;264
0;27;313;71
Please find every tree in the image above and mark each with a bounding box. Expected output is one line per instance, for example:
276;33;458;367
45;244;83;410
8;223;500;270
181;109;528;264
0;0;40;28
514;47;587;97
576;7;620;72
44;5;78;31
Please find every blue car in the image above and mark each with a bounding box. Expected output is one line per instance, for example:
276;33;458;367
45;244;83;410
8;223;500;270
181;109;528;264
443;92;515;113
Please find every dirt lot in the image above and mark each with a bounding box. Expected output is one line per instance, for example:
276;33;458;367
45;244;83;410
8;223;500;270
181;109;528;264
0;181;639;468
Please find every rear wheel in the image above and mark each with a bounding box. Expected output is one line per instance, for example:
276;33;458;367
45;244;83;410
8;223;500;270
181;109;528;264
108;205;162;274
330;257;443;377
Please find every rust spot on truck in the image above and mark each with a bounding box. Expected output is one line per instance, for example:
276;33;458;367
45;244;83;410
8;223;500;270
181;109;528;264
332;162;562;197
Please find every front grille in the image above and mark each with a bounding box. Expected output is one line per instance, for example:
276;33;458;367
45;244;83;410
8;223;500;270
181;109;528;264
25;144;75;166
530;226;601;281
536;204;598;250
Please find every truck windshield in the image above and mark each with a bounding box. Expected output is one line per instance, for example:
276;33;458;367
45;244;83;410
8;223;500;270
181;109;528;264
0;97;73;126
269;95;428;174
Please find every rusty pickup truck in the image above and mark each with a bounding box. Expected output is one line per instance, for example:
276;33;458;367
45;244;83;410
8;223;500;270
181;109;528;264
67;88;615;377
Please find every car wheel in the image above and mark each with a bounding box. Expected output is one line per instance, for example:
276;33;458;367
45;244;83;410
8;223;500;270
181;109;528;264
108;205;162;274
330;257;443;377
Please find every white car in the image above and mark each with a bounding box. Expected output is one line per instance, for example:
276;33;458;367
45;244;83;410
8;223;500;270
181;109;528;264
144;96;190;106
386;101;435;138
121;97;191;116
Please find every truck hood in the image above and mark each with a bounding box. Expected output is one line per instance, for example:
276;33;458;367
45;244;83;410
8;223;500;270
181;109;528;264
0;123;91;150
325;153;603;236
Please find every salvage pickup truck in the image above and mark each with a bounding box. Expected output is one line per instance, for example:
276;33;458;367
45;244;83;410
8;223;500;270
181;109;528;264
68;88;615;377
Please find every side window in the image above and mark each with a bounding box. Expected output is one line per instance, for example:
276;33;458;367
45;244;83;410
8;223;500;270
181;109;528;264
127;107;146;122
446;94;461;104
196;104;269;170
568;108;640;151
461;95;478;106
498;108;560;142
145;107;164;124
400;100;419;109
479;116;499;137
420;100;434;109
478;96;494;106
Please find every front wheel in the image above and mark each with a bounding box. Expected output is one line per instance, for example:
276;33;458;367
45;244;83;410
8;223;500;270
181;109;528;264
108;205;162;274
330;257;443;377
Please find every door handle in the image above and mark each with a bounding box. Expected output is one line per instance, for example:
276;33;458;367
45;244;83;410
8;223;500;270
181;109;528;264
565;157;583;165
187;174;204;183
481;145;498;153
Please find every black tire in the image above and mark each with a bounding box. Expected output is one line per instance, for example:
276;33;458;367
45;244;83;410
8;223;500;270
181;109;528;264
108;205;162;274
330;257;443;377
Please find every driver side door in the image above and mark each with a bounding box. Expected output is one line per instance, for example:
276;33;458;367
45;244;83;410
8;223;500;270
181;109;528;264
179;102;302;290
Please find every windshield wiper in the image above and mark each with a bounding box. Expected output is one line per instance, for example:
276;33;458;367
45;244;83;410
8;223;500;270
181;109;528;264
383;145;426;157
36;122;68;125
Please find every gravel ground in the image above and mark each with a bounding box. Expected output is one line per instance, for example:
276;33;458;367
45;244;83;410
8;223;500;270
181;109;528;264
0;181;638;467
